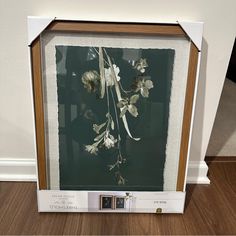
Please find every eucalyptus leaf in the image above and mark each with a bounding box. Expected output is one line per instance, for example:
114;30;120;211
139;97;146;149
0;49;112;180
130;94;139;104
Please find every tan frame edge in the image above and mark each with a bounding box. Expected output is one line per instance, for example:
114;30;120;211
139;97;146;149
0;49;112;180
47;21;186;36
176;43;199;191
30;20;198;191
31;38;47;189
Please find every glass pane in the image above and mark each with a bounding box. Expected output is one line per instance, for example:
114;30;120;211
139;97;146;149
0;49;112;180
41;32;190;191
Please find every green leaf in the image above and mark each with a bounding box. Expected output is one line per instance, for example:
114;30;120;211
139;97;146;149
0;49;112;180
128;105;138;117
120;106;128;118
130;94;139;104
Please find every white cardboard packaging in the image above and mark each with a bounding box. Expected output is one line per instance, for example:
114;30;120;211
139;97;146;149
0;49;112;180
28;16;203;213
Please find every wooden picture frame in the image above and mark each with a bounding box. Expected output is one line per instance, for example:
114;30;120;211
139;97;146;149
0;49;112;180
29;18;201;213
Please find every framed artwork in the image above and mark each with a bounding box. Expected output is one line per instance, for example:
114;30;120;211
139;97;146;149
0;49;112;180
29;17;202;213
100;195;114;210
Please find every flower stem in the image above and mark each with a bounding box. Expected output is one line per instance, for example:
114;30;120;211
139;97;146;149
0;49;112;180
110;87;122;158
93;47;110;67
118;81;133;94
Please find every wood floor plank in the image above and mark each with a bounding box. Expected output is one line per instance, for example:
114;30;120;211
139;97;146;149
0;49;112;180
0;181;18;223
192;185;235;234
188;162;236;235
0;162;236;235
0;183;36;235
183;185;216;235
62;213;84;235
127;214;161;235
159;214;187;235
205;156;236;162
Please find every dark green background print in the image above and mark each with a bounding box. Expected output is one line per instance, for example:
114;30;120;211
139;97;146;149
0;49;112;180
55;45;175;191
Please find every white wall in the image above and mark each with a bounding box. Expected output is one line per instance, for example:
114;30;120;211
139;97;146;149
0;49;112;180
0;0;236;182
207;79;236;156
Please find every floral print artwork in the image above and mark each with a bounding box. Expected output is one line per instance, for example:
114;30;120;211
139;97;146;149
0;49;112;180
82;47;154;185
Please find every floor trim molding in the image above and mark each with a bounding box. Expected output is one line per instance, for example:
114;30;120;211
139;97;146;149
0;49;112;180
0;158;210;184
187;161;210;184
0;158;36;181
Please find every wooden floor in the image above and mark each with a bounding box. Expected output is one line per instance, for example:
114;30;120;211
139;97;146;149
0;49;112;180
0;161;236;235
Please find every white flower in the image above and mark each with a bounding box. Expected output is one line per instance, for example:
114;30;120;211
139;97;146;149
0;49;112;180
134;58;148;74
85;145;98;155
128;104;138;117
104;132;117;149
135;79;154;98
105;64;120;86
117;94;139;118
81;70;100;93
93;122;106;134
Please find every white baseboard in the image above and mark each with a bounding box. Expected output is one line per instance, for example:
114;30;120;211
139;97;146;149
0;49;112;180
0;158;36;181
187;161;210;184
0;158;210;184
